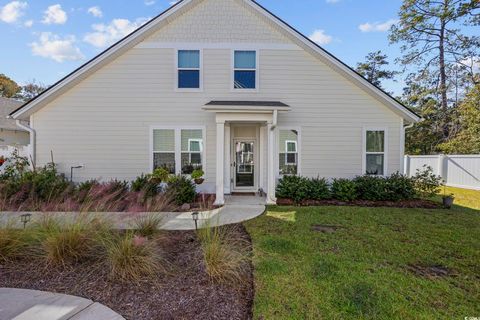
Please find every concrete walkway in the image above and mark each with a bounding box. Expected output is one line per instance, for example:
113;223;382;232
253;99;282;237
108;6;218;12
0;196;266;231
0;288;124;320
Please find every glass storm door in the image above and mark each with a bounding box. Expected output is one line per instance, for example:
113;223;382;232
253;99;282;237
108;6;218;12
234;141;255;189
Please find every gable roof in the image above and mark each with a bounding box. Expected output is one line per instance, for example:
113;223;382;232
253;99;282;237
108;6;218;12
9;0;420;123
0;97;27;131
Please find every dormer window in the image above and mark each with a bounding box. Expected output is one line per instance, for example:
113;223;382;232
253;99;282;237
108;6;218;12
177;50;201;89
233;50;257;90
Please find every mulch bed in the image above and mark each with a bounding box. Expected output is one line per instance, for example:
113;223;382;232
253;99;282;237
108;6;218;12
277;198;441;209
0;225;254;320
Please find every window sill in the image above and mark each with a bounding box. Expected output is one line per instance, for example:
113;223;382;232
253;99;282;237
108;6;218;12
175;88;203;93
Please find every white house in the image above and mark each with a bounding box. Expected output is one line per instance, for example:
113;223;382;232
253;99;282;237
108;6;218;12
1;97;30;159
9;0;420;205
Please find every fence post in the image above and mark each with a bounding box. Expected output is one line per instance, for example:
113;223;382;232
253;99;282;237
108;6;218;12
438;154;447;183
404;155;410;176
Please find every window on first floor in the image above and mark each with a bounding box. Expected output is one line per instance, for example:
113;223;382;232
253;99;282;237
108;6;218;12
181;129;203;174
152;127;204;175
365;129;385;176
279;129;298;175
153;129;176;174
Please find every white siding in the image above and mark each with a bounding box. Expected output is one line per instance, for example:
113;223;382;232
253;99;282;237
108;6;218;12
31;0;404;186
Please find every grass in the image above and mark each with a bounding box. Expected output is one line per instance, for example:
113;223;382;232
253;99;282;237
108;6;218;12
244;188;480;319
131;213;164;238
103;232;166;281
437;186;480;210
0;213;166;282
197;224;250;285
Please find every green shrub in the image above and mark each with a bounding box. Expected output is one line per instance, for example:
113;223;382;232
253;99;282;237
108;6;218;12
412;165;442;198
0;161;71;202
103;232;165;281
131;174;158;198
275;175;310;204
353;175;387;201
384;172;416;201
151;168;169;183
331;178;357;201
77;179;99;193
308;177;331;200
166;175;196;205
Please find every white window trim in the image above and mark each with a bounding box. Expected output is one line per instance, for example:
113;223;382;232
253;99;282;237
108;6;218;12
149;126;206;176
187;138;203;164
175;49;203;92
277;127;302;177
285;140;297;165
231;49;259;92
362;127;388;176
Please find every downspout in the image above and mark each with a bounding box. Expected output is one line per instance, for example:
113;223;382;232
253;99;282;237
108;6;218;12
271;109;278;131
15;119;36;168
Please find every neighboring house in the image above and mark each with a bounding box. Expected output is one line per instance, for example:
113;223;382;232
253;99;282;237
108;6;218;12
9;0;420;205
0;97;29;147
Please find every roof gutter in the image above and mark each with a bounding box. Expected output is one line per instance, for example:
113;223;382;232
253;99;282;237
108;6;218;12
15;120;35;167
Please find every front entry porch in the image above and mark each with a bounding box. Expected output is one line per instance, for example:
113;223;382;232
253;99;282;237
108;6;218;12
203;101;291;205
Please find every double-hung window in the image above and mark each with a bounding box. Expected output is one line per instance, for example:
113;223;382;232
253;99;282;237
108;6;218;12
152;127;204;175
181;129;203;174
365;129;386;176
279;129;299;175
177;50;201;89
233;50;257;90
152;129;176;174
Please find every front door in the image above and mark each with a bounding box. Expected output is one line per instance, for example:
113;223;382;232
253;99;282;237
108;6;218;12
233;140;255;191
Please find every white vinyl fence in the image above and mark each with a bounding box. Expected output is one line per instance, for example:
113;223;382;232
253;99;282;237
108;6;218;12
405;154;480;190
0;145;30;159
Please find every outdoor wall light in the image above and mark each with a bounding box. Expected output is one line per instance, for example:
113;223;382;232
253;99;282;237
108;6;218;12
20;213;32;229
192;211;199;230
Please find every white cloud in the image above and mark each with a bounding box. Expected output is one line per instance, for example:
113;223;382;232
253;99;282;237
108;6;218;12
42;4;67;25
84;18;149;48
87;6;102;18
30;32;84;62
0;1;27;24
309;29;333;45
24;19;33;27
169;1;179;5
144;0;156;5
359;19;398;32
326;0;341;3
460;57;480;72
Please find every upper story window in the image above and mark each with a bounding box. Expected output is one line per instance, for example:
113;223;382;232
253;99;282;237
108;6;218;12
177;50;201;89
365;129;386;176
233;50;257;90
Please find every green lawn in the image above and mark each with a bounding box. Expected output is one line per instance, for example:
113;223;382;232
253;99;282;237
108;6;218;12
244;189;480;319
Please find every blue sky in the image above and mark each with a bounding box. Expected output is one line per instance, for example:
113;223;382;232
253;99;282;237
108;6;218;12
0;0;405;94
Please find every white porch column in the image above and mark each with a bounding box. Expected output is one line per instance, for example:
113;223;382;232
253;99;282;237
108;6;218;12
215;121;225;205
267;123;277;204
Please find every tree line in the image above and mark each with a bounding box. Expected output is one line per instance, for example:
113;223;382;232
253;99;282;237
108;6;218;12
0;74;48;103
357;0;479;155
